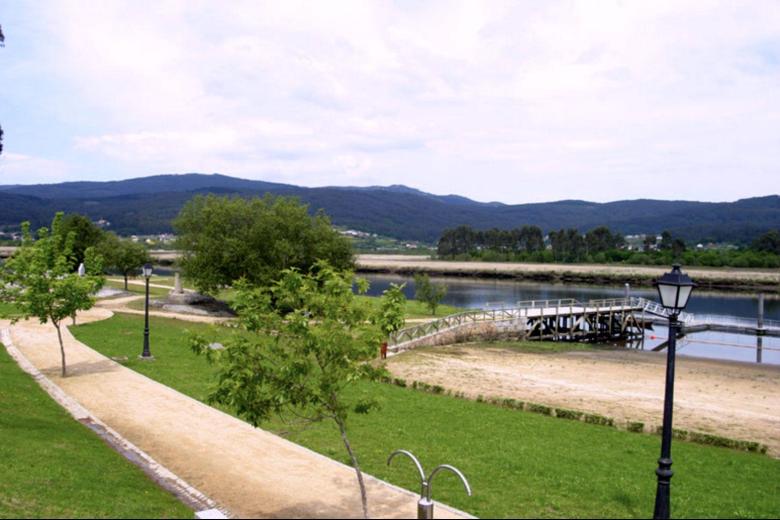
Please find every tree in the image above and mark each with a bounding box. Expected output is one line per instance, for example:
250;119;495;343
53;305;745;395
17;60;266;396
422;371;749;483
191;263;404;519
99;233;151;290
58;213;105;267
373;282;406;335
413;272;447;315
174;194;354;294
752;229;780;255
0;213;104;377
643;234;657;252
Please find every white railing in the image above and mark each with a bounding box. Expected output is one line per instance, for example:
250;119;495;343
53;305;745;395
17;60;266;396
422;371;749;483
388;296;777;346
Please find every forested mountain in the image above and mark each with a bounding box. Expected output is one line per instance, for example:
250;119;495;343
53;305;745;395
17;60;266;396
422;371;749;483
0;173;777;243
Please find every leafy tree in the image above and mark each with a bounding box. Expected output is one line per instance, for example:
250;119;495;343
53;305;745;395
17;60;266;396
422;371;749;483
99;233;151;290
58;213;105;267
174;194;354;294
373;282;406;335
413;272;447;315
643;234;657;252
191;263;403;519
0;213;104;377
752;229;780;255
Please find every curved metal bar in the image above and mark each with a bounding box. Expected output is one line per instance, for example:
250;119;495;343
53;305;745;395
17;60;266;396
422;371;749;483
387;449;427;495
426;464;472;500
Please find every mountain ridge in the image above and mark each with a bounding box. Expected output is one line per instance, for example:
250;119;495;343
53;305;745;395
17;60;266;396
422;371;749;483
0;173;777;243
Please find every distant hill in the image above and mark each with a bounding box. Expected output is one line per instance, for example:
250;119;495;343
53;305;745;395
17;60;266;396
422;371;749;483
0;173;778;244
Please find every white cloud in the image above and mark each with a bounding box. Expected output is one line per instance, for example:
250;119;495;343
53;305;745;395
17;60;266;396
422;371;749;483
3;0;779;201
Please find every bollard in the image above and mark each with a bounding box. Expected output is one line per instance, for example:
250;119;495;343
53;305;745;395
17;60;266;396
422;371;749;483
387;449;471;520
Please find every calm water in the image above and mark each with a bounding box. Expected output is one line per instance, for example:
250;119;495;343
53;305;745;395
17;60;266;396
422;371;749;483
361;273;780;365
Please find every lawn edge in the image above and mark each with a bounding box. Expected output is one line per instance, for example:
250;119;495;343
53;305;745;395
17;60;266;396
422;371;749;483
0;327;230;519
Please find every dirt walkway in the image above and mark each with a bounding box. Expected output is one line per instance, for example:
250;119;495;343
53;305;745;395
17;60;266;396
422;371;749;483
387;345;780;455
4;311;469;519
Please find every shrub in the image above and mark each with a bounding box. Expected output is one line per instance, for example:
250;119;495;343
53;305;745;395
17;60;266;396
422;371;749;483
584;413;614;427
527;403;553;416
554;408;583;421
392;378;407;388
627;421;645;433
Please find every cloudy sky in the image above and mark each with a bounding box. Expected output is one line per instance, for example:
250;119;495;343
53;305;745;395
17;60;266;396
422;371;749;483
1;1;778;203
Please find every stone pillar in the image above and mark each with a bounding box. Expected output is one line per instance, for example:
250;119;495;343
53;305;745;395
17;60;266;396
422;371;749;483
174;272;183;294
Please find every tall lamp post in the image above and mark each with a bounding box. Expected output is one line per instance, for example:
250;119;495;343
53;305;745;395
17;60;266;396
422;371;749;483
140;263;154;360
653;264;695;519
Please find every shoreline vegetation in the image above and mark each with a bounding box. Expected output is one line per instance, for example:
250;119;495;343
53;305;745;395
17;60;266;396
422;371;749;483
355;255;780;294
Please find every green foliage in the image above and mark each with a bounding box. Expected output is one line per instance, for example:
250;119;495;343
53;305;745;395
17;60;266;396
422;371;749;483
627;421;645;433
555;408;584;421
753;229;780;255
584;413;615;427
0;213;104;376
413;272;447;315
58;213;105;267
527;403;553;416
438;224;780;268
174;194;354;294
98;233;151;290
190;263;401;518
372;282;406;335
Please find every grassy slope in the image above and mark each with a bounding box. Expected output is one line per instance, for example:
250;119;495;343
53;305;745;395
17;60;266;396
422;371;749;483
0;345;192;519
71;314;780;519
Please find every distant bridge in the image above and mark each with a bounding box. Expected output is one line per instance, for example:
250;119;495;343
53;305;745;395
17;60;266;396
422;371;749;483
388;296;779;354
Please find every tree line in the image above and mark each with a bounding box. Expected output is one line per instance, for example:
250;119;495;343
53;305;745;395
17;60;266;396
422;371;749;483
437;224;780;268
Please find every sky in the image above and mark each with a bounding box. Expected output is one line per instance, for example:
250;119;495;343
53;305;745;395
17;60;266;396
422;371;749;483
0;1;779;204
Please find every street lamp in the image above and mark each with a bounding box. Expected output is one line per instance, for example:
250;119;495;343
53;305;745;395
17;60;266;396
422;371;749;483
140;263;153;360
652;264;695;519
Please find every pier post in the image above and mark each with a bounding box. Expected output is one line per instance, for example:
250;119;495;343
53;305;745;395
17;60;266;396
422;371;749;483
757;294;765;363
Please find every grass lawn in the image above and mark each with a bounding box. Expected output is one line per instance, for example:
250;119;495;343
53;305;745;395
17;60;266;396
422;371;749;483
71;314;780;519
0;344;192;519
0;301;20;319
105;279;171;298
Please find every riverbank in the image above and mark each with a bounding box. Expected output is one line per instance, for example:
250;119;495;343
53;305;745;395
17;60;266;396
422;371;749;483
356;255;780;293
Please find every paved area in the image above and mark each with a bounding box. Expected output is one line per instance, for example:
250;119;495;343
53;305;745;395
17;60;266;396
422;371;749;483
3;310;470;519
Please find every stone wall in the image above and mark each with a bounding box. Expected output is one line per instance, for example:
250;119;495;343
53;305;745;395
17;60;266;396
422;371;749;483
389;318;529;354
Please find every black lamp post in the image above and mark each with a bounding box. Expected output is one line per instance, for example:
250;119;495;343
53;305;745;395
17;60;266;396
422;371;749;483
140;263;153;360
653;264;695;519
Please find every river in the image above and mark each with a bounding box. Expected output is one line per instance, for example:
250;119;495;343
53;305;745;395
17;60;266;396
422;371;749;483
361;273;780;366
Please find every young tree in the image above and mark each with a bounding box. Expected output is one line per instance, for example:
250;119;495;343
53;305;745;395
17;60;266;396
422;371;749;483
99;233;151;290
191;263;403;519
0;213;104;377
175;194;354;294
413;272;447;315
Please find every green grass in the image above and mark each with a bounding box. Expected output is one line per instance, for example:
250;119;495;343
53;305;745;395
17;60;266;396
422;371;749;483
105;279;171;298
0;344;192;519
71;314;780;519
0;301;20;319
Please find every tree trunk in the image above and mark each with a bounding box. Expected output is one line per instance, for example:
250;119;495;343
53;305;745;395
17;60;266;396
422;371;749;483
54;321;66;378
124;273;129;291
336;415;369;519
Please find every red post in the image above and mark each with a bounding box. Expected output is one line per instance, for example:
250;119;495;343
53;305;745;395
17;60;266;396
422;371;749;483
380;341;388;359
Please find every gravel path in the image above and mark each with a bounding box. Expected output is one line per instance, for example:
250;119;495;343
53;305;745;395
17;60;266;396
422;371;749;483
3;310;470;519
